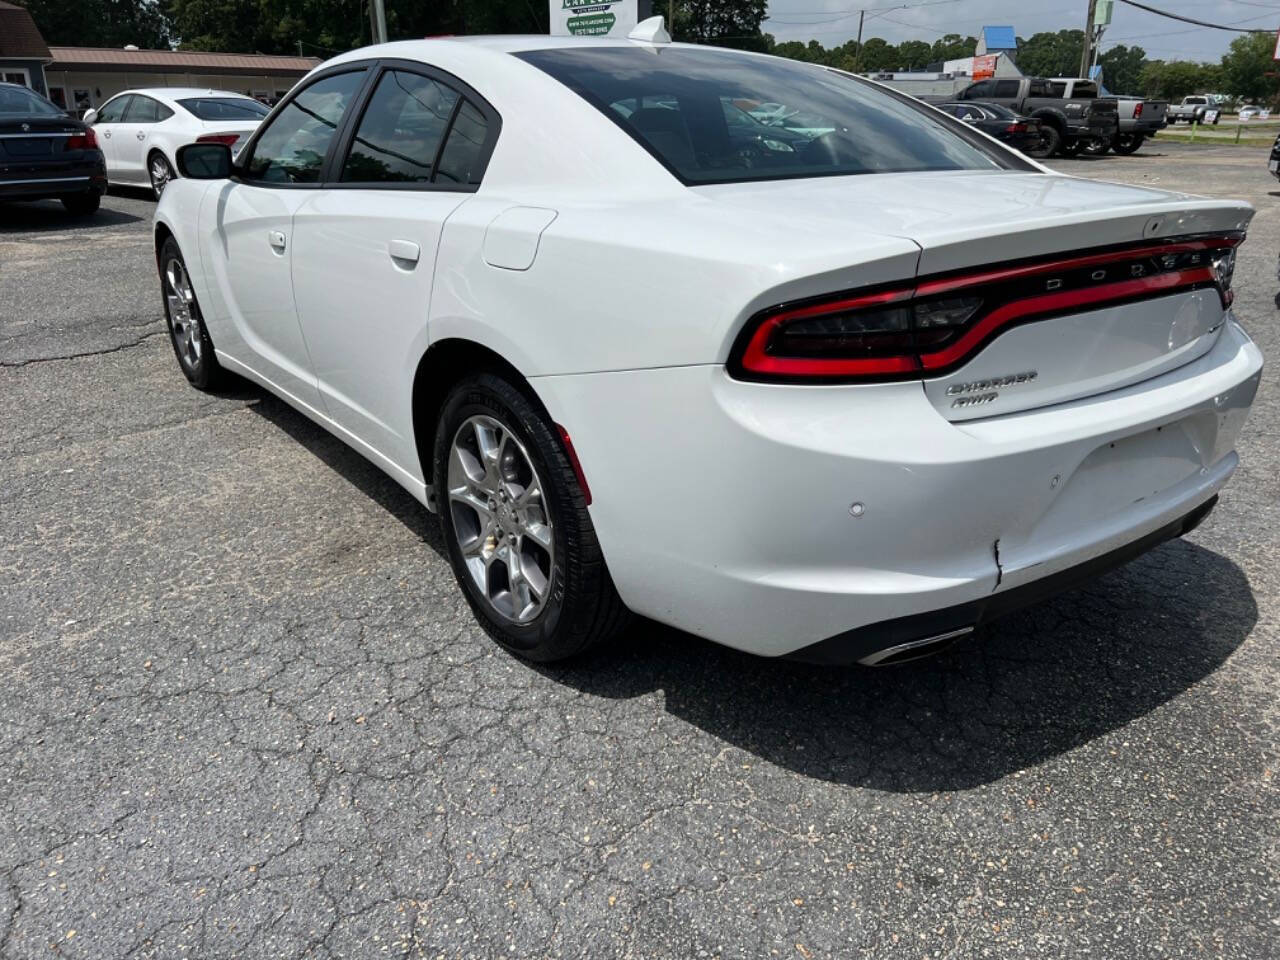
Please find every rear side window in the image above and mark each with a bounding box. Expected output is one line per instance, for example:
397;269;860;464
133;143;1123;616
178;97;269;121
517;47;1002;185
435;99;490;185
0;84;63;117
341;70;458;183
246;70;366;184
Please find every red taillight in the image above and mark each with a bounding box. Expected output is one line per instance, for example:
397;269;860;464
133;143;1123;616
1005;123;1027;134
64;128;97;150
1134;102;1143;119
729;234;1244;383
196;133;240;146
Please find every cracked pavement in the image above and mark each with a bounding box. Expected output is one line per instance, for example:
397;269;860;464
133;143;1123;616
1;145;1277;958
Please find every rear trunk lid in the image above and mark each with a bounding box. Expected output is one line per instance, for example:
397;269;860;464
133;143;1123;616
699;170;1250;419
198;119;259;157
0;117;82;161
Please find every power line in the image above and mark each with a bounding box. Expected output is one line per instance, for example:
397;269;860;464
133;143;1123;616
1114;0;1277;32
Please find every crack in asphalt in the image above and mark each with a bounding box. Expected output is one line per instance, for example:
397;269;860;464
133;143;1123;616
0;329;166;367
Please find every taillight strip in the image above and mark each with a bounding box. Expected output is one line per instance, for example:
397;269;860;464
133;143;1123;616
917;266;1217;371
731;232;1242;383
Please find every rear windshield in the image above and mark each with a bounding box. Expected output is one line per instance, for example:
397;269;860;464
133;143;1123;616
177;97;270;121
0;84;63;118
516;47;1003;185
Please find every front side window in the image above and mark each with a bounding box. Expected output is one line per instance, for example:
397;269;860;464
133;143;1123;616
125;96;162;123
517;47;1003;185
341;70;458;183
991;79;1020;97
246;70;366;184
95;95;131;123
0;84;64;117
962;80;994;100
178;97;269;121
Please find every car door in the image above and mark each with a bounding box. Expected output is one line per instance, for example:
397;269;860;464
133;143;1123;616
91;94;131;177
202;67;371;413
290;62;500;471
118;94;172;183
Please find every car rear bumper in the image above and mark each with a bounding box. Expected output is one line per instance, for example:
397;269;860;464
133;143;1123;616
0;159;106;200
531;318;1263;660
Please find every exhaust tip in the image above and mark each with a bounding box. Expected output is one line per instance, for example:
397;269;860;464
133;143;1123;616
858;626;974;667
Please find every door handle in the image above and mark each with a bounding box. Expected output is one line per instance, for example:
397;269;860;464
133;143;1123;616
268;230;286;253
102;129;111;138
388;239;420;266
136;131;146;140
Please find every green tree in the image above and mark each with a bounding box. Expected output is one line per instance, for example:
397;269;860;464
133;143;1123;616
16;0;171;48
895;39;931;69
1139;59;1217;101
673;0;768;52
1219;31;1280;104
1015;29;1085;78
1096;43;1146;94
930;33;976;64
858;37;897;71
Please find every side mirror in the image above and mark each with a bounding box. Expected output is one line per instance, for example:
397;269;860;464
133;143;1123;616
82;108;98;125
177;142;233;179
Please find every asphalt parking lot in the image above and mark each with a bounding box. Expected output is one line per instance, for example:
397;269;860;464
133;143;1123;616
1;141;1277;958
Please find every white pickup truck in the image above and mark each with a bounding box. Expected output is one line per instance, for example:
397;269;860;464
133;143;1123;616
1167;96;1221;125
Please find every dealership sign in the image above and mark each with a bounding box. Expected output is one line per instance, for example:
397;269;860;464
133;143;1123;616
549;0;638;37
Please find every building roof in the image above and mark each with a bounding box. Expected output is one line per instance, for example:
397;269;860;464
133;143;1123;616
46;46;320;76
0;2;52;60
981;26;1017;51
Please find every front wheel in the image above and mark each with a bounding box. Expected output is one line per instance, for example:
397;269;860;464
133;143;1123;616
433;372;629;662
1080;136;1110;156
1057;138;1082;157
159;237;223;390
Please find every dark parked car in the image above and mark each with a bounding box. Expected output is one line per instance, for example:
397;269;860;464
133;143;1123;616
1270;129;1280;181
935;101;1049;158
955;76;1118;157
0;82;106;215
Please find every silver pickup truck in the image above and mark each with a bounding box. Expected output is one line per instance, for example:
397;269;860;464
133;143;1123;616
1050;78;1168;155
1167;95;1221;125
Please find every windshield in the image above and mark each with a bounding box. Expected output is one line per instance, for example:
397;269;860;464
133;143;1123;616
0;84;64;118
177;97;270;121
516;47;1004;185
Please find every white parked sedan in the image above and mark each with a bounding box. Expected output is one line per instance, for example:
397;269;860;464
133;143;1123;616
86;87;268;198
153;24;1263;666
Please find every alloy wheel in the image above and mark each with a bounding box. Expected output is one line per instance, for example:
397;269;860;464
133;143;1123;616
447;414;554;624
164;257;203;367
150;155;172;198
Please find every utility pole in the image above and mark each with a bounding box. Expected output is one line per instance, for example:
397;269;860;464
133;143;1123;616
853;10;866;72
369;0;387;44
1080;0;1098;77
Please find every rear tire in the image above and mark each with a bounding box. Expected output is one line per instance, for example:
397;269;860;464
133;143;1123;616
149;151;174;200
433;371;630;662
1112;133;1144;155
158;237;223;390
61;191;100;215
1057;138;1082;157
1081;136;1110;156
1027;124;1060;159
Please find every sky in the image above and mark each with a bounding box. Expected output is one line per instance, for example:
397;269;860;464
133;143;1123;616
761;0;1280;62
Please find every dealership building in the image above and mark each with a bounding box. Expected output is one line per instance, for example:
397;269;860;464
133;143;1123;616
0;1;318;114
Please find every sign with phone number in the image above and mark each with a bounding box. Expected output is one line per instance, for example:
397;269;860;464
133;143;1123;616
549;0;638;37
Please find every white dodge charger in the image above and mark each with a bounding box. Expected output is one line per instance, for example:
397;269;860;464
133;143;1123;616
153;26;1263;665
